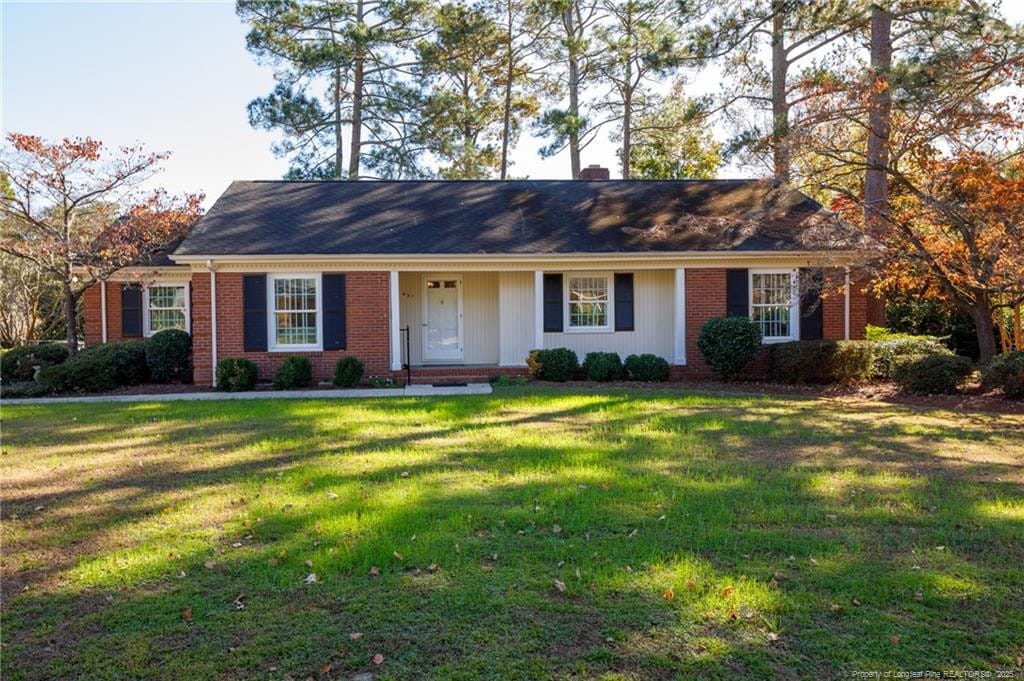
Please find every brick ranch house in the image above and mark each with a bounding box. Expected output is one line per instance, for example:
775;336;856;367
83;171;869;386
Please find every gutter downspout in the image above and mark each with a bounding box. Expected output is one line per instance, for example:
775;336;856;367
100;280;108;343
209;260;218;388
844;267;851;341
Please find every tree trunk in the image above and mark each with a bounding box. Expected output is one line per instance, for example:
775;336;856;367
621;85;632;179
500;3;514;180
969;298;998;363
565;5;581;179
770;4;790;184
347;0;365;181
864;4;892;230
334;65;344;179
63;280;78;356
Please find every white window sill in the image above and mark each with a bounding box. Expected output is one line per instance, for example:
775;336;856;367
563;326;612;334
761;337;796;345
268;345;322;353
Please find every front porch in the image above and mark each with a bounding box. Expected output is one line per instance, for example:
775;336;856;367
388;269;687;379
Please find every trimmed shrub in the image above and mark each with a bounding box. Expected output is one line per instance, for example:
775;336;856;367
583;352;623;381
624;353;670;382
489;374;529;387
696;316;762;380
333;356;365;388
275;355;313;389
981;351;1024;399
871;335;951;379
39;351;118;393
1;344;68;384
146;330;192;383
526;348;579;382
86;341;149;385
216;358;259;392
892;353;973;394
769;340;874;384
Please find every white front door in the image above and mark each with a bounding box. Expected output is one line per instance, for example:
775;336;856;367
423;276;463;362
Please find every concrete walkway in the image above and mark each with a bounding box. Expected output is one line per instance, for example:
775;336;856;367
5;382;492;405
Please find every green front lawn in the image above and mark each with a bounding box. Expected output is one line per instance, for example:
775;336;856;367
2;388;1023;679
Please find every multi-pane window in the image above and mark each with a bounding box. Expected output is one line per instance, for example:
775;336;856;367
751;271;795;340
146;284;188;334
567;276;610;330
272;276;318;347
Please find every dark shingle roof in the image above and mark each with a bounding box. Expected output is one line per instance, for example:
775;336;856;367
174;179;857;257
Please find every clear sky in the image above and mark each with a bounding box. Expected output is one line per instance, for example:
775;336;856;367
3;1;1022;208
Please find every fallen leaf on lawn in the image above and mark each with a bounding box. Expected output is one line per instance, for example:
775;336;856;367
369;565;380;576
809;558;819;566
401;471;410;478
575;567;581;579
739;604;754;619
935;545;945;551
830;604;844;614
786;555;796;562
913;590;923;601
825;514;837;520
890;634;901;646
326;492;338;499
304;560;313;568
768;578;779;591
772;571;787;582
686;580;697;590
233;594;246;610
623;565;633;573
349;632;363;640
204;561;217;570
373;653;384;665
481;565;493;572
721;586;735;598
628;528;638;537
476;530;489;537
767;632;779;642
427;564;439;573
742;554;751;560
552;524;562;534
322;663;332;674
231;542;243;548
658;515;666;521
662;587;675;601
1015;655;1022;667
554;579;566;593
177;570;186;579
304;573;319;584
182;606;193;623
851;597;862;606
393;551;403;561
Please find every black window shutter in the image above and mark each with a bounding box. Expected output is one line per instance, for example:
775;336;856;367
121;284;143;338
726;269;749;317
614;273;634;331
243;274;268;352
800;268;824;340
322;273;347;350
543;273;563;332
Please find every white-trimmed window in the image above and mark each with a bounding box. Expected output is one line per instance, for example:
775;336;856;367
750;270;798;342
565;274;612;332
144;283;189;336
269;274;321;350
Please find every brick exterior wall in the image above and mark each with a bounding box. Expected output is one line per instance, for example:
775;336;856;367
683;268;727;376
190;271;392;386
82;282;126;346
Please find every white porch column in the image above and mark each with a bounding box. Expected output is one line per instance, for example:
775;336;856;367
389;270;403;371
533;270;544;349
673;268;686;365
844;266;851;341
100;280;108;343
209;265;218;388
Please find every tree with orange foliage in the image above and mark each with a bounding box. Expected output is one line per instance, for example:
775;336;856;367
795;2;1024;362
0;134;203;354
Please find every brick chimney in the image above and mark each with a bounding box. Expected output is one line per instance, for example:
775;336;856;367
579;164;610;180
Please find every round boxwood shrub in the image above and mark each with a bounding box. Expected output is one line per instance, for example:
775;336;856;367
216;357;259;392
583;352;623;381
870;335;951;379
333;356;365;388
1;344;69;383
981;351;1024;399
697;316;762;380
893;353;973;394
624;353;670;382
769;340;874;384
146;329;192;383
275;355;313;389
526;348;578;382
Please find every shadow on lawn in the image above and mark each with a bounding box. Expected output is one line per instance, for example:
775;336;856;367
2;392;1023;680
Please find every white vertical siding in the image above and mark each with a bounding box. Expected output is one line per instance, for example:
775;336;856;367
398;273;423;365
498;271;535;366
542;269;674;361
